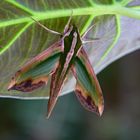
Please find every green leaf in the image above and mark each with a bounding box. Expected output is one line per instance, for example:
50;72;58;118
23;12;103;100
0;0;140;99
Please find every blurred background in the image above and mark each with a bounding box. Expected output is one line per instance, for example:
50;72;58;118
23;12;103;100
0;50;140;140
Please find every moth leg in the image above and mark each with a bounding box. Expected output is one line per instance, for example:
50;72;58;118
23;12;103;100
81;24;96;39
82;38;100;44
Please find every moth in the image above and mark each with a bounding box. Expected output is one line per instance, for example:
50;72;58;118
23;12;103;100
8;14;104;118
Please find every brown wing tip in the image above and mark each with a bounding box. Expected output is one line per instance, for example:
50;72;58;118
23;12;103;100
46;100;52;119
46;113;50;119
97;93;104;117
46;110;52;119
98;104;104;117
90;104;104;117
8;78;16;91
8;85;12;91
46;98;55;119
75;89;104;117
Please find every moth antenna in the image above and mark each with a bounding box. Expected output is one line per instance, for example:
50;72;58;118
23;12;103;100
82;24;96;39
30;17;61;35
67;10;73;26
64;10;73;33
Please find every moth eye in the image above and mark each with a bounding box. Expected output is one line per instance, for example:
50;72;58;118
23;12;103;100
60;34;63;38
17;70;21;73
68;26;72;31
65;27;70;33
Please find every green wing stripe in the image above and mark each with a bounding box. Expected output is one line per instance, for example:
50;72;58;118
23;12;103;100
8;41;62;92
72;48;104;116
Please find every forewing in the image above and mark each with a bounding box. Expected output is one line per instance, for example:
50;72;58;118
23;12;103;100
8;41;62;92
47;25;82;118
72;48;104;116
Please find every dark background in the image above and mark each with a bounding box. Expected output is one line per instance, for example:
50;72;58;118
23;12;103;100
0;50;140;140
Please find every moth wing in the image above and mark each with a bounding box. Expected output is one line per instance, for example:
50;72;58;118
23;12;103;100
8;40;63;92
72;48;104;116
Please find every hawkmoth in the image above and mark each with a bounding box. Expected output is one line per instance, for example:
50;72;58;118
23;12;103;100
8;14;104;118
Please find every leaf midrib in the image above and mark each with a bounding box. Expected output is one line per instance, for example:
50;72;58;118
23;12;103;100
1;2;140;29
1;0;140;65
